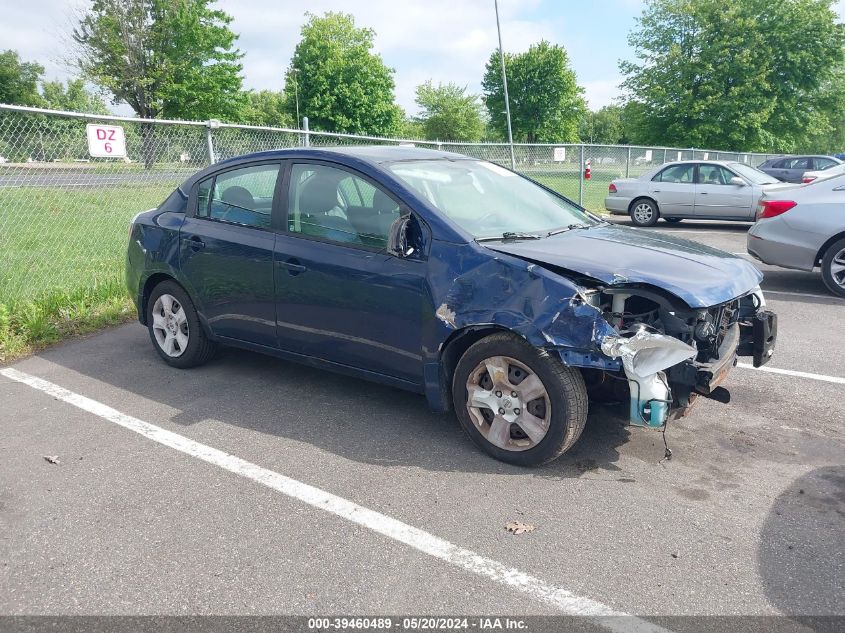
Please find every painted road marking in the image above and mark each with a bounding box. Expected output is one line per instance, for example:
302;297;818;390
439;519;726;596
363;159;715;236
737;363;845;385
0;367;669;633
763;289;843;301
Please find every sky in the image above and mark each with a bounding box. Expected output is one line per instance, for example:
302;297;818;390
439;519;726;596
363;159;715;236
2;0;844;117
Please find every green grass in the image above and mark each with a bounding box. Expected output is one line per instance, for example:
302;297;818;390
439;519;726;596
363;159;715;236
0;181;175;361
523;167;641;214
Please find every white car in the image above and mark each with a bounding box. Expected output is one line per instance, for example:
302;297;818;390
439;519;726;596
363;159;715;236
747;174;845;297
801;162;845;183
605;160;790;226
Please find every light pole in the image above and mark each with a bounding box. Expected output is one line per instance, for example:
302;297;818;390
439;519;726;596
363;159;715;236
292;67;300;128
494;0;516;169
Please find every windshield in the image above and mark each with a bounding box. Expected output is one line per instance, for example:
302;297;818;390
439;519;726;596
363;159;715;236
729;162;779;185
386;159;596;238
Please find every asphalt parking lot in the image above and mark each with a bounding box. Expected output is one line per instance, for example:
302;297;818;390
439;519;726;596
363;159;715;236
1;220;843;628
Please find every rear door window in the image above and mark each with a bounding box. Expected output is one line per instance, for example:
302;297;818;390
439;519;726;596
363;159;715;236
195;163;280;229
653;164;695;183
784;157;810;170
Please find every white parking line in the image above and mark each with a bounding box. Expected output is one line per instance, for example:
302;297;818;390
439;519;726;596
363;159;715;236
737;363;845;385
0;367;668;633
763;289;843;301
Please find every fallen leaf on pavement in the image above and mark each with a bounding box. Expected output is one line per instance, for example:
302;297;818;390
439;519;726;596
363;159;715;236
505;521;535;535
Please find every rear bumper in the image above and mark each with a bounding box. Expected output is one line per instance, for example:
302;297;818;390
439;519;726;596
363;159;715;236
604;196;630;215
747;220;819;271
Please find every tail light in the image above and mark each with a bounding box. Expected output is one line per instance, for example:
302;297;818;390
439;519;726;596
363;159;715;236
756;200;796;220
802;176;816;183
608;183;617;194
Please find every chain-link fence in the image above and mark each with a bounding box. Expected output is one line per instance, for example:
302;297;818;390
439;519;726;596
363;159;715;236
0;103;783;306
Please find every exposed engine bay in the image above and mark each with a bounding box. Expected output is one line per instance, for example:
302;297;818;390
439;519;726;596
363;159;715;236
579;285;777;428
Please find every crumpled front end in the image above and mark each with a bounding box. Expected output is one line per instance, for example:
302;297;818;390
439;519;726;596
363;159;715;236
589;286;777;427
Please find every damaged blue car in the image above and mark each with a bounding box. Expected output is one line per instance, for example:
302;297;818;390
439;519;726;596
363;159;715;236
126;146;777;466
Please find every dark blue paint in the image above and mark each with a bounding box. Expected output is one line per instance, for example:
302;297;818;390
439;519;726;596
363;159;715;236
126;146;766;412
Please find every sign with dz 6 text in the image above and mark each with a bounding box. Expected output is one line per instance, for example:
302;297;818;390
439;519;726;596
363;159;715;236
86;124;127;158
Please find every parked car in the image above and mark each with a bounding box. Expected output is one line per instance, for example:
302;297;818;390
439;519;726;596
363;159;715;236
748;174;845;297
127;146;777;466
800;161;845;183
605;160;789;226
756;155;842;183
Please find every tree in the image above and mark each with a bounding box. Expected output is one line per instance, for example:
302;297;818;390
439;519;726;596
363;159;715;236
482;41;586;143
397;113;425;140
283;12;401;135
579;105;625;144
242;90;292;127
0;50;44;106
73;0;246;121
41;79;108;114
414;81;484;141
620;0;845;152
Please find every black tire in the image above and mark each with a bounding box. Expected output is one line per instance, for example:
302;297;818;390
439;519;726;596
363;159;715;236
146;280;217;368
664;218;683;223
820;237;845;298
629;198;660;227
451;332;588;466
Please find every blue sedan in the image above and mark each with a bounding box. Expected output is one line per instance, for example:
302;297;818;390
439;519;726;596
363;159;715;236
126;146;777;465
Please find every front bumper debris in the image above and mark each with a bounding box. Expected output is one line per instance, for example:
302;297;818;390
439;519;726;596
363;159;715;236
738;309;777;367
601;328;697;428
599;300;778;428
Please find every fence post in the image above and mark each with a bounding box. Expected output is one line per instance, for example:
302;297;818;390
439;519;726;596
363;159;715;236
302;117;310;147
205;119;219;165
579;144;585;207
626;146;631;178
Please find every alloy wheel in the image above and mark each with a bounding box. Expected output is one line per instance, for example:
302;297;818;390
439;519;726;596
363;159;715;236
151;293;189;357
465;355;551;452
633;202;654;224
829;247;845;289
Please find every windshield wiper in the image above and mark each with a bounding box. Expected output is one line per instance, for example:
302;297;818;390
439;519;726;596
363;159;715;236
477;231;543;242
546;223;592;237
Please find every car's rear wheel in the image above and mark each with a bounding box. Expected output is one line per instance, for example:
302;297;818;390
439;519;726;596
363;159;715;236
452;332;588;466
147;280;216;368
821;237;845;298
630;198;659;227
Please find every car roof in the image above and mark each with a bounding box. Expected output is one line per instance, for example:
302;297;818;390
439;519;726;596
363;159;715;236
214;145;469;167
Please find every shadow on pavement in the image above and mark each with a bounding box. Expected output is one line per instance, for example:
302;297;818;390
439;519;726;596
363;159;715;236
35;327;638;479
758;466;845;621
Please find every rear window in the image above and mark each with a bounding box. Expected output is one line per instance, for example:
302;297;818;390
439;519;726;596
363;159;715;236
159;188;187;214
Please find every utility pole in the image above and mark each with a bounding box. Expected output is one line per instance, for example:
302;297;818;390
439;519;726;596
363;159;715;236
494;0;516;169
292;68;300;128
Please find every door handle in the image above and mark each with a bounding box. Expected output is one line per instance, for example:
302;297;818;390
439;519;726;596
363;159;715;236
277;258;307;275
186;235;205;250
699;192;708;195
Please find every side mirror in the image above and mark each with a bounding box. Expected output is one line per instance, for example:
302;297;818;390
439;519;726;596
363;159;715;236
729;176;746;186
387;216;415;258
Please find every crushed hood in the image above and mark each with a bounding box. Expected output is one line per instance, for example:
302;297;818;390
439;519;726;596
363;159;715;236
485;224;763;308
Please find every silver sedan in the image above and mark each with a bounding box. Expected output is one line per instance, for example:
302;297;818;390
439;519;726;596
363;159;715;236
605;160;790;226
747;174;845;298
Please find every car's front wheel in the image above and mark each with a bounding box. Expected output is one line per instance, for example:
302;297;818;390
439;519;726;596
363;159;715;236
821;237;845;298
452;332;588;466
630;198;659;226
146;280;217;368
